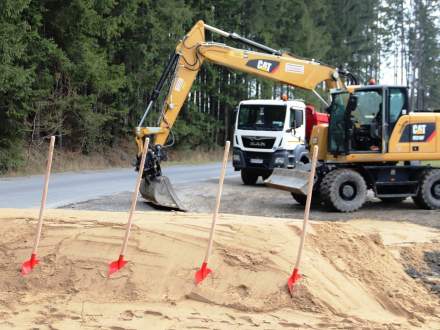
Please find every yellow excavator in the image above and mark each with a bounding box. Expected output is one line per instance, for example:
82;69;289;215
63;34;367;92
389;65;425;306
135;21;440;212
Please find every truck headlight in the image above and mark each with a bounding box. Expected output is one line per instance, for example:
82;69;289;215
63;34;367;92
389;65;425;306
233;154;241;161
274;157;285;164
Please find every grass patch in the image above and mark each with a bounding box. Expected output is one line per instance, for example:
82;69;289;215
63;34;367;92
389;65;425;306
166;146;227;166
1;141;228;177
4;141;134;177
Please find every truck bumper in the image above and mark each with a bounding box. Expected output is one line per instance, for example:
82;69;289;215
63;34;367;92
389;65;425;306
232;147;295;172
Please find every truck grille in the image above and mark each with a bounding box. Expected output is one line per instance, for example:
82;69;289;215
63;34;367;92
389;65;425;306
243;151;272;168
242;136;276;149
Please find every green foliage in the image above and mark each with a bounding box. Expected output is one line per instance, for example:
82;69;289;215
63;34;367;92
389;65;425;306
0;0;438;173
173;105;220;150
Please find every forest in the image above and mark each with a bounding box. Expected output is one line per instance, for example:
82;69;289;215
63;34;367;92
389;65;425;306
1;0;439;173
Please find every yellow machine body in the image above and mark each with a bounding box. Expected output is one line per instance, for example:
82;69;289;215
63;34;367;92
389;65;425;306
309;112;440;163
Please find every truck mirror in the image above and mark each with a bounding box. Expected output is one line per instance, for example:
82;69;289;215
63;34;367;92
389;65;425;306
233;107;239;123
295;110;303;128
290;108;303;129
346;95;358;112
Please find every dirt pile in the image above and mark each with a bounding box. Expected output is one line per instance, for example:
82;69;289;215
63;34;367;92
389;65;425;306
0;209;439;329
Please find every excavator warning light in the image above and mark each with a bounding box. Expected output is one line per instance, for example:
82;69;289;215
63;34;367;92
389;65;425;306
368;78;376;85
281;94;288;101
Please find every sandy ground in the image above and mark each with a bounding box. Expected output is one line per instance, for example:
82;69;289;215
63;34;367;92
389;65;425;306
1;208;440;329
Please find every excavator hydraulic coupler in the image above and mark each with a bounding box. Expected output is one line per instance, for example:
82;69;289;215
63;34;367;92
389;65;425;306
139;176;187;211
264;167;310;195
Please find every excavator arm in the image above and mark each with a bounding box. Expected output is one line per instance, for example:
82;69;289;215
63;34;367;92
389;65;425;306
135;20;350;210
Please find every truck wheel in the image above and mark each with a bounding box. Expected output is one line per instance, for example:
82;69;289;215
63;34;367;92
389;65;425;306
291;192;321;206
241;169;258;185
320;169;367;212
413;169;440;210
379;197;406;203
262;171;272;180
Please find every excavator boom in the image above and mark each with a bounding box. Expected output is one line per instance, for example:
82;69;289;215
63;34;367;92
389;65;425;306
135;21;349;210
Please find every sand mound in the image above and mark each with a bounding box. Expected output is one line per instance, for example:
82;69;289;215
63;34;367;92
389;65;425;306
1;209;439;329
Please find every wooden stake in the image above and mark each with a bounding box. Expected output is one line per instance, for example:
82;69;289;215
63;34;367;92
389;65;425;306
32;136;56;255
120;137;150;257
195;141;230;284
21;136;56;275
108;138;149;276
204;140;230;263
288;145;319;293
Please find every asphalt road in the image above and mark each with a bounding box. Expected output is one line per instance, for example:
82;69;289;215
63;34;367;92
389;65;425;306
0;163;238;209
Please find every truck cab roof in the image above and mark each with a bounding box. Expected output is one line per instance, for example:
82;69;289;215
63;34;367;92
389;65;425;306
239;99;305;108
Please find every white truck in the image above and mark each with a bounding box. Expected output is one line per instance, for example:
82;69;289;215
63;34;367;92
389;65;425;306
232;98;310;185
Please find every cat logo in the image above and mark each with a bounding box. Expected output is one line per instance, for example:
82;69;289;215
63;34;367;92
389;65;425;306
413;124;426;136
399;122;436;143
257;60;273;72
246;59;279;73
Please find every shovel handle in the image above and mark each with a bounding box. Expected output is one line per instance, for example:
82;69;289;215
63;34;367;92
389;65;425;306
120;138;150;256
32;136;56;255
204;141;230;263
293;145;319;270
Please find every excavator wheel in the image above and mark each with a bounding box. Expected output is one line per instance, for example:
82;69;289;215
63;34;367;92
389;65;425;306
413;169;440;210
291;191;322;206
320;169;367;212
241;169;258;185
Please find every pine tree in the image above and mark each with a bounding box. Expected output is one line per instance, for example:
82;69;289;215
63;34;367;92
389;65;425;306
408;0;440;111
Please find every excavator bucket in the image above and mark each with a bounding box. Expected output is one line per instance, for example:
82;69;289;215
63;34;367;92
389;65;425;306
139;176;187;211
264;167;310;195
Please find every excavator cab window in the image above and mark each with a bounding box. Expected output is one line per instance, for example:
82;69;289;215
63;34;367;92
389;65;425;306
349;88;383;152
387;87;407;133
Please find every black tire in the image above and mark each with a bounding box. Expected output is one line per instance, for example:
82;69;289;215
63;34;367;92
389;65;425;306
379;197;406;203
413;169;440;210
291;191;321;206
262;170;272;180
241;169;258;185
320;169;367;212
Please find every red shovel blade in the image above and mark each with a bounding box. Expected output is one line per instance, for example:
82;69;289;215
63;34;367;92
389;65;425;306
195;262;212;285
287;268;301;295
21;253;39;276
108;255;127;276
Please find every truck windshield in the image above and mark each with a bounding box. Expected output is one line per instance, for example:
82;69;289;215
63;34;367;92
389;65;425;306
237;104;286;131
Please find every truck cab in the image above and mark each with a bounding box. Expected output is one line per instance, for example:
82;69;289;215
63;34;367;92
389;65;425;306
232;98;307;184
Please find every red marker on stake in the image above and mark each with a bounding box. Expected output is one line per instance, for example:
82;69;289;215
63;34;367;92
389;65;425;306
21;136;56;275
195;141;230;284
108;138;149;276
287;145;319;295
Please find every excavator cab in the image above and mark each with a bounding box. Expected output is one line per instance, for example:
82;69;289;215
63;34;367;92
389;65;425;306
328;86;409;156
268;84;440;212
